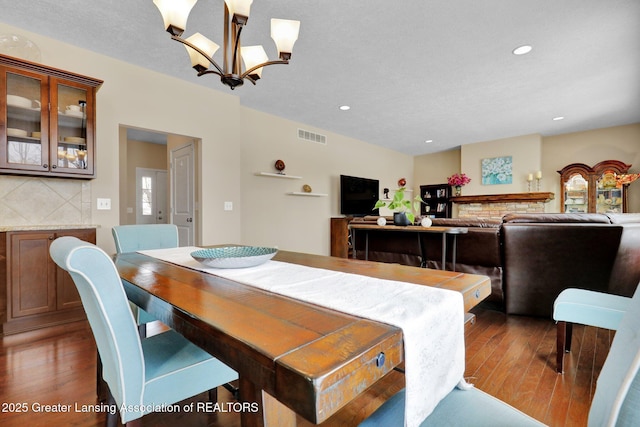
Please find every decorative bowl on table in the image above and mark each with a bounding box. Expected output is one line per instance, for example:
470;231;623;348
190;246;278;268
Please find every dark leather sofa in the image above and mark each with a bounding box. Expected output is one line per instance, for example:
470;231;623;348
350;213;640;317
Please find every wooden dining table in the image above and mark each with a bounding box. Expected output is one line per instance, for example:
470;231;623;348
114;247;491;427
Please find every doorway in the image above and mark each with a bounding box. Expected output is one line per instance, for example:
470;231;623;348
119;126;199;245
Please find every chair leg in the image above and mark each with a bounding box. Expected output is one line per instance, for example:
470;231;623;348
565;322;573;352
97;351;108;402
138;323;147;339
556;321;574;373
106;387;142;427
223;382;240;400
209;386;218;403
105;389;119;427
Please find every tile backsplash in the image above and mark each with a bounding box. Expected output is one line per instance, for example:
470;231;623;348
0;176;92;226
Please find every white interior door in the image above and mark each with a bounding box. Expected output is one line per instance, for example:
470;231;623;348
135;168;168;224
171;143;195;246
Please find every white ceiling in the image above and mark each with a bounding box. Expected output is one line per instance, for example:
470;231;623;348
1;0;638;155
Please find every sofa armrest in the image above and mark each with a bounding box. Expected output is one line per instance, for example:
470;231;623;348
503;223;621;317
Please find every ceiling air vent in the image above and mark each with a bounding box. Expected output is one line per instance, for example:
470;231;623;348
298;128;327;145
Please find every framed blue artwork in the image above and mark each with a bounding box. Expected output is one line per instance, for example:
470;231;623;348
482;156;513;185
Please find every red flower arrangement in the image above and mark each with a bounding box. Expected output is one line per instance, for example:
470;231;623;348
447;173;471;187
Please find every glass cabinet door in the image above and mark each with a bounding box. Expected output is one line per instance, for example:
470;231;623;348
2;70;49;170
50;80;91;174
564;173;589;213
596;170;623;213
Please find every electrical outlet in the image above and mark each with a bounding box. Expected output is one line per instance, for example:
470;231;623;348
97;198;111;210
224;201;233;211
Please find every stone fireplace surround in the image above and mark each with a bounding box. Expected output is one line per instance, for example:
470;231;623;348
451;192;555;220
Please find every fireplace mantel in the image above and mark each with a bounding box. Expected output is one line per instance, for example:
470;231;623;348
450;192;555;219
451;192;555;204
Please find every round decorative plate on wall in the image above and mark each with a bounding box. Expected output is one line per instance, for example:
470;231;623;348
274;159;286;174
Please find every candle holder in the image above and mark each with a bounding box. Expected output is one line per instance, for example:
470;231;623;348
534;171;542;191
527;180;532;192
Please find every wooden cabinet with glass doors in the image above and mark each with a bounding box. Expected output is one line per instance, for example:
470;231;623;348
558;160;632;213
0;54;102;178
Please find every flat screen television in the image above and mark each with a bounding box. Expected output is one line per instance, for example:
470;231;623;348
340;175;380;216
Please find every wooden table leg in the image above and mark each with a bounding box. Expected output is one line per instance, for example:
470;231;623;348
239;376;297;427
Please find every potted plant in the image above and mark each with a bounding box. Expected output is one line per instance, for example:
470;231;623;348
374;186;424;226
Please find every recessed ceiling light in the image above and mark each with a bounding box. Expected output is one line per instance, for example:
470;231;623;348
512;45;533;55
339;105;350;111
553;116;565;121
425;139;433;143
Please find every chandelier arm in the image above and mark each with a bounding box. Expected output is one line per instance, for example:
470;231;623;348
231;25;243;75
170;35;224;76
241;60;289;79
196;69;224;78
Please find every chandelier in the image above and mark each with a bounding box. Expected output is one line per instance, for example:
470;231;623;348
153;0;300;90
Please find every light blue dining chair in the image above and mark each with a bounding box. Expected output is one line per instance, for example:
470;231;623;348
50;236;238;426
553;288;631;373
359;284;640;427
112;224;180;254
112;224;180;337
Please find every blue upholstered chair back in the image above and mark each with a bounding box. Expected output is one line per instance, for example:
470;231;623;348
112;224;179;254
50;236;145;409
588;283;640;426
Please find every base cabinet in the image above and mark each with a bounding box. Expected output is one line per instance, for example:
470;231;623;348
1;228;96;335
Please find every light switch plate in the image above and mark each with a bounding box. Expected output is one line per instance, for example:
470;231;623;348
224;201;233;211
97;198;111;210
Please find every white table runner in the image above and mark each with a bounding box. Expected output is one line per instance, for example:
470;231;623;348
139;247;466;427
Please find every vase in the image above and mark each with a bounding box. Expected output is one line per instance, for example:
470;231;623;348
455;185;462;196
393;212;411;226
420;216;433;227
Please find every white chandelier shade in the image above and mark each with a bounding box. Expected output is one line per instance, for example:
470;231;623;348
240;45;268;79
152;0;300;89
224;0;253;22
271;18;300;60
184;33;220;70
153;0;197;36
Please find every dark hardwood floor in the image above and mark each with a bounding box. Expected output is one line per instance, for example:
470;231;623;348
0;306;612;427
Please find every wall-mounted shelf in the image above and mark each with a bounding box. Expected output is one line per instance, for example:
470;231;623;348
255;172;302;179
287;192;328;197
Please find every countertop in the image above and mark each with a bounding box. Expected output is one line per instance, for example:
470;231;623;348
0;224;99;232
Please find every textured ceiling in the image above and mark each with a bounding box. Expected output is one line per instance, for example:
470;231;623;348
1;0;638;155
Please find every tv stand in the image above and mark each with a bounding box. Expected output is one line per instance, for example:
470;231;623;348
330;217;353;258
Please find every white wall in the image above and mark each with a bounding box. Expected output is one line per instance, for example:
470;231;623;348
239;108;413;255
542;124;640;212
412;125;640;215
461;134;542;195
